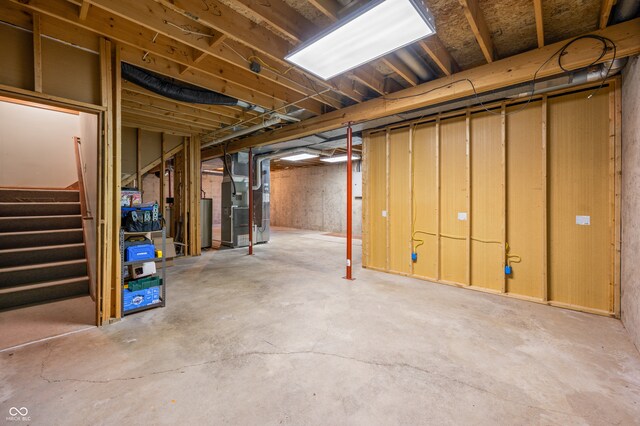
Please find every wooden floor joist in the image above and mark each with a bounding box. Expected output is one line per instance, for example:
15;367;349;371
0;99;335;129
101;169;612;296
223;19;640;155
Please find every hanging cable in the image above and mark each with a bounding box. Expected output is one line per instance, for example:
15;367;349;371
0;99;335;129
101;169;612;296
382;35;617;116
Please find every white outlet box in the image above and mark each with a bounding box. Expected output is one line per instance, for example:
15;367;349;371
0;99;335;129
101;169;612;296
458;212;468;221
576;215;591;226
382;210;387;217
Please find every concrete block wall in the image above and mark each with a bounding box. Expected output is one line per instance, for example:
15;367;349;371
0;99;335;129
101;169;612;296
622;55;640;351
270;162;362;235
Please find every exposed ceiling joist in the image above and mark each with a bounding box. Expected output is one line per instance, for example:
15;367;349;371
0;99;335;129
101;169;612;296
533;0;545;47
11;0;332;115
417;37;459;76
224;19;640;153
458;0;496;62
599;0;617;29
152;0;367;102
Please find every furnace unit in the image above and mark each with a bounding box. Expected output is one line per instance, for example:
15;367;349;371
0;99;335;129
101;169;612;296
221;152;270;248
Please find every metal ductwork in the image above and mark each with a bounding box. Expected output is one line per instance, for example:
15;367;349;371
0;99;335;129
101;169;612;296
610;0;640;24
396;48;434;81
201;117;283;149
122;62;300;126
122;62;240;106
252;147;326;190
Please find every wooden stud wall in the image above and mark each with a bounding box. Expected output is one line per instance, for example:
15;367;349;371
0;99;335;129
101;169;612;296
363;83;621;317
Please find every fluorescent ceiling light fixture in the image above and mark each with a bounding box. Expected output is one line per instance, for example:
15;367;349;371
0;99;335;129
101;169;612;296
321;155;361;163
285;0;436;80
281;153;319;161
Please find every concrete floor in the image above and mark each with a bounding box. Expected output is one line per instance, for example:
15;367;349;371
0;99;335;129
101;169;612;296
0;296;94;350
1;228;639;425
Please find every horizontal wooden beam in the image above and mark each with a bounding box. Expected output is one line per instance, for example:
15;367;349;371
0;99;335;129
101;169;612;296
122;102;223;130
226;19;640;152
121;81;254;121
122;91;240;127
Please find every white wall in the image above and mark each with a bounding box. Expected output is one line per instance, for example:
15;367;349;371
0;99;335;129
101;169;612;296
0;101;79;188
621;56;640;351
270;162;363;235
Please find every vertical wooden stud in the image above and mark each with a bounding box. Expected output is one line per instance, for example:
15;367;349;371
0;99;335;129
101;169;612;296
436;117;441;281
409;124;414;274
465;110;472;286
385;129;390;271
501;103;507;293
362;133;369;267
541;95;548;302
111;43;122;318
136;128;142;191
32;13;42;93
611;80;622;317
161;133;166;215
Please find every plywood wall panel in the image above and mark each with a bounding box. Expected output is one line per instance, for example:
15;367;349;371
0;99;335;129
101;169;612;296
470;111;503;291
42;38;100;105
389;128;411;274
0;25;34;90
412;122;438;278
506;101;544;298
362;86;617;316
365;131;387;270
548;90;611;311
440;116;468;284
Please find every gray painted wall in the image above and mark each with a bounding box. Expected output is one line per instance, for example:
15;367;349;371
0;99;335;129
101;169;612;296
271;162;362;235
622;55;640;351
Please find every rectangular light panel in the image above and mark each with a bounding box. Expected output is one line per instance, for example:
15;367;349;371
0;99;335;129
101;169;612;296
285;0;435;80
281;153;319;161
320;155;361;163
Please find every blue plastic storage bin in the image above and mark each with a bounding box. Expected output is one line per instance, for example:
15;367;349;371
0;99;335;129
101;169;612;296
124;244;155;262
123;286;161;312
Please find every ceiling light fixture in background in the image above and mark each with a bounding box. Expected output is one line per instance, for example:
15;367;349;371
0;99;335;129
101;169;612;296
321;155;361;163
281;153;320;161
285;0;436;80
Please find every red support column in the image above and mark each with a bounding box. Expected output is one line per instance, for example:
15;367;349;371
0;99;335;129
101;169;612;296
248;148;254;255
345;123;354;280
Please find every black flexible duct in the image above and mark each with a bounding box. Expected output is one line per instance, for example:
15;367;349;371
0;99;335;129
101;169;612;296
121;62;239;106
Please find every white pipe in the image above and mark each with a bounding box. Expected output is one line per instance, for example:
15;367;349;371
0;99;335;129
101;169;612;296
201;117;282;149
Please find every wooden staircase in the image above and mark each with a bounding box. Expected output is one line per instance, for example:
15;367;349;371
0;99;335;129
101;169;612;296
0;188;90;310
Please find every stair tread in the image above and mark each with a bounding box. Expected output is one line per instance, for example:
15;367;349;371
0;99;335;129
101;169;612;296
0;243;85;254
0;202;80;205
0;188;79;192
0;214;82;219
0;276;89;294
0;258;87;273
0;228;83;236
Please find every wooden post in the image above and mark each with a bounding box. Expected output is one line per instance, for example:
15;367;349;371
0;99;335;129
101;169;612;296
501;103;507;293
32;13;42;93
161;133;166;215
409;124;414;275
465;110;472;286
136;128;142;191
436;117;441;281
385;129;390;271
541;95;548;302
111;43;122;318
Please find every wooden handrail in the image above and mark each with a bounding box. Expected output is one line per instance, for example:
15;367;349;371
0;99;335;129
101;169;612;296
73;136;92;220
